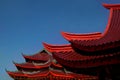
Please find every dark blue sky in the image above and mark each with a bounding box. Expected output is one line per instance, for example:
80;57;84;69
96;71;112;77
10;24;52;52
0;0;120;80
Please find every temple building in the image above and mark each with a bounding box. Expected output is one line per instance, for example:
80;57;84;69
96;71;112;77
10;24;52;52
7;49;97;80
7;3;120;80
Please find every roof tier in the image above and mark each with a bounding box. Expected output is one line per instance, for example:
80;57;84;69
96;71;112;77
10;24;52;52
14;62;50;71
42;43;73;52
61;4;120;52
14;49;63;71
61;32;102;41
14;61;63;71
43;43;120;68
23;50;50;62
7;70;98;80
103;3;120;9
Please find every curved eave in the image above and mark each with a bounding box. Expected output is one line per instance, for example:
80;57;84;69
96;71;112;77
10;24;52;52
7;71;26;77
103;3;120;9
7;70;97;79
50;70;98;79
64;4;120;50
14;62;50;70
22;49;50;62
43;42;73;53
22;54;49;62
7;70;49;78
61;31;102;41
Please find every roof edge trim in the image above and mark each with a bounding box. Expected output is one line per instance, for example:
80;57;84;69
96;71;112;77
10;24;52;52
103;3;120;9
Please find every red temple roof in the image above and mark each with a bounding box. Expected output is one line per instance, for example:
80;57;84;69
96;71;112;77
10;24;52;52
61;31;102;41
60;4;120;52
7;70;98;79
14;60;63;70
13;50;63;70
23;50;50;62
43;43;120;68
14;62;50;70
7;3;120;80
43;42;73;52
103;3;120;9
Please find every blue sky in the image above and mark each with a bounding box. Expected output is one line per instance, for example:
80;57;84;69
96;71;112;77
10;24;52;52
0;0;120;80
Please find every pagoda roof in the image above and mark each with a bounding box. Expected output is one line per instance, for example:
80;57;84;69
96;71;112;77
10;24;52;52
14;51;63;70
14;62;50;70
61;31;102;41
43;42;73;52
103;3;120;9
7;70;98;79
43;43;120;68
60;4;120;52
14;61;63;70
23;50;50;62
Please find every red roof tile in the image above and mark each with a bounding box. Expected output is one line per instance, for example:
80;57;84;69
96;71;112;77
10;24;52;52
23;50;50;62
60;4;120;52
43;43;120;68
14;62;50;70
7;70;98;79
61;31;102;41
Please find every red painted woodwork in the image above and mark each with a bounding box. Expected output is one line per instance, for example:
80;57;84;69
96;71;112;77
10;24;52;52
43;43;120;68
14;62;50;70
103;3;120;9
7;70;98;79
61;31;102;41
61;4;120;52
7;4;120;80
50;62;63;69
7;49;98;79
23;50;50;62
